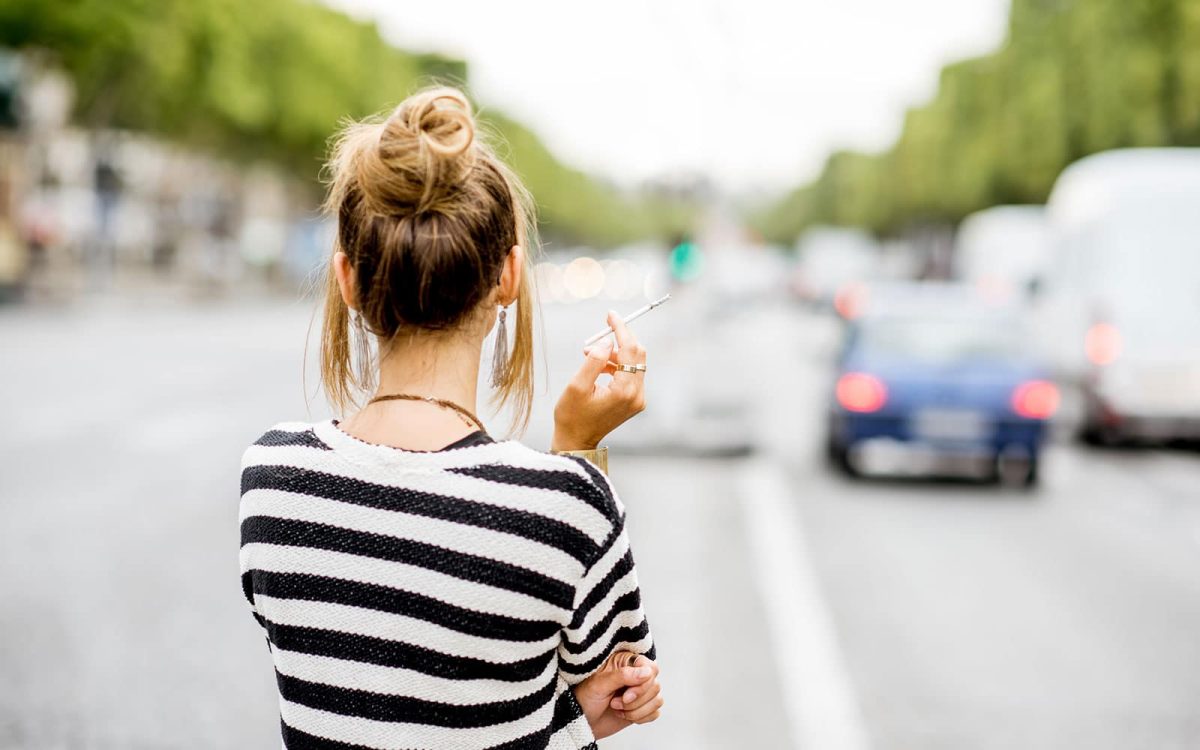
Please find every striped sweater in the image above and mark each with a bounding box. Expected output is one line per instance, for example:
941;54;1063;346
239;419;655;750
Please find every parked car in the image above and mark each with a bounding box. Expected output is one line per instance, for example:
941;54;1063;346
826;283;1057;486
1037;148;1200;444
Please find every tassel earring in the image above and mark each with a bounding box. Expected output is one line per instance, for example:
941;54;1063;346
490;305;509;388
351;308;374;392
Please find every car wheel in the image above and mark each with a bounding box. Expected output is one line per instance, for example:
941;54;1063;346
1080;420;1123;447
1079;423;1105;445
1021;456;1040;488
826;435;858;477
1079;399;1123;447
996;449;1039;488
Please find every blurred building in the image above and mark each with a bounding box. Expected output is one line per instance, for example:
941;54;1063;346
1;51;327;304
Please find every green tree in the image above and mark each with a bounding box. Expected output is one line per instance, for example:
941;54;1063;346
0;0;688;246
756;0;1200;243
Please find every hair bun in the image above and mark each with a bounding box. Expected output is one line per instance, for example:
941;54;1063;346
359;88;478;215
406;89;475;159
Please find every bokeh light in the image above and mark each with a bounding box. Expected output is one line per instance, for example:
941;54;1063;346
641;266;671;301
601;259;642;301
562;256;605;300
534;261;567;304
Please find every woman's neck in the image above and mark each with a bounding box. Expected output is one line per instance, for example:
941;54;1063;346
339;331;487;449
373;332;483;411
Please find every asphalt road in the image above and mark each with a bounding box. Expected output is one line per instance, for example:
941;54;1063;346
1;292;1198;749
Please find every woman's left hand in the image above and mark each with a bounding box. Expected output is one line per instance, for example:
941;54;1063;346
573;652;663;739
607;653;664;724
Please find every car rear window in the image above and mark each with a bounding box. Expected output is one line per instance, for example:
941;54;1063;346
857;314;1027;363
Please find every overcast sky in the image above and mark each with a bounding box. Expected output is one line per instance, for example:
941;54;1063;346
328;0;1010;193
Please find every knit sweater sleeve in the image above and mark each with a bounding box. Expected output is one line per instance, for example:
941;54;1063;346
237;442;270;646
555;459;655;685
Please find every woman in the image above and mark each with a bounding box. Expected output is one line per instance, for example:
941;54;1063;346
238;87;661;750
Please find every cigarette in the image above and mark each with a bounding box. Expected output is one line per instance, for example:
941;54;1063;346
584;294;671;346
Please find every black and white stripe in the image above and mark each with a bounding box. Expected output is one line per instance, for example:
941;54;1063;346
240;420;653;750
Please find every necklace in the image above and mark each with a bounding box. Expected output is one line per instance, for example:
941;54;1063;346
366;393;486;433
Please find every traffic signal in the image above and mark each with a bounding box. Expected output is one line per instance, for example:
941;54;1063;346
669;239;703;282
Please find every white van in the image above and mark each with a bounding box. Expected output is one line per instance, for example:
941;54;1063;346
954;204;1049;300
1040;148;1200;442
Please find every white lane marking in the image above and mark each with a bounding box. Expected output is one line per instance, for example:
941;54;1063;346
740;459;871;750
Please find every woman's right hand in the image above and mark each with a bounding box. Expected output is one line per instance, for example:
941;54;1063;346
552;310;648;452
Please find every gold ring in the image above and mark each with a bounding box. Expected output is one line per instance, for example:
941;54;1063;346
609;362;647;374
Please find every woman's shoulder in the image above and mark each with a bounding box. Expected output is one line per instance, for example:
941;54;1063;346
462;444;625;568
462;442;624;525
244;420;331;454
239;420;329;490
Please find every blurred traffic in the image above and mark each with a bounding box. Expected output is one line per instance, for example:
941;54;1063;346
4;0;1200;748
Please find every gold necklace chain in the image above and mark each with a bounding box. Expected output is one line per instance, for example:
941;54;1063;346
366;393;486;433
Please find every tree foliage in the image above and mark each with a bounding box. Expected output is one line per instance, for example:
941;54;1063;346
756;0;1200;243
0;0;684;245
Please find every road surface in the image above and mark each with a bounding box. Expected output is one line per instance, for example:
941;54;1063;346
1;292;1198;749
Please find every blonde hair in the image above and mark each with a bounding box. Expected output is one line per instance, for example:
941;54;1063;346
319;87;538;432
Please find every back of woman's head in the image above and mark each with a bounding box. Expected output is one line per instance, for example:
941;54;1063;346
319;87;537;429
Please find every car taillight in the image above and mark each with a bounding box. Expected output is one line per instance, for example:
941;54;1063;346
1012;380;1060;419
836;372;887;413
834;282;868;320
1085;323;1121;366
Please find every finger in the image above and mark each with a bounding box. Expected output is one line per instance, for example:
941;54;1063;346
618;665;655;687
623;694;664;723
581;666;650;696
607;310;645;364
608;657;658;708
617;656;657;688
609;355;647;380
581;346;618;376
609;360;647;410
612;678;661;713
622;675;660;706
581;653;654;696
567;341;613;393
628;654;658;678
632;709;661;725
612;657;658;708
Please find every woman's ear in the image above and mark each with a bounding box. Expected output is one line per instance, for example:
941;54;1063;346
333;251;358;310
498;245;524;306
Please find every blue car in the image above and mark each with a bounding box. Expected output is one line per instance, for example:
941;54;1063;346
826;286;1058;486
